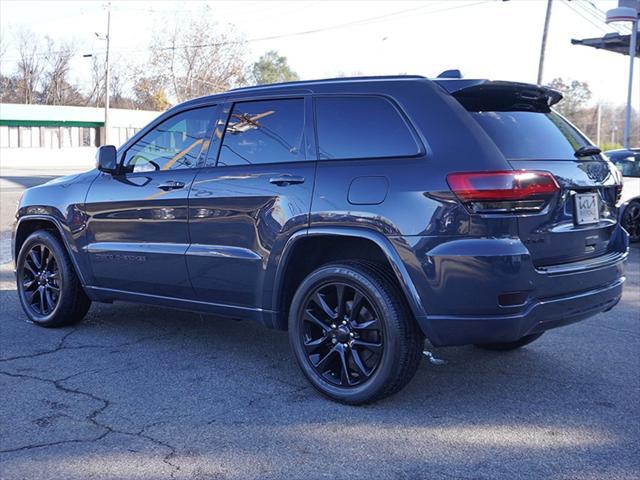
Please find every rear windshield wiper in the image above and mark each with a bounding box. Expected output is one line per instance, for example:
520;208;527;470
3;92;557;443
574;146;601;158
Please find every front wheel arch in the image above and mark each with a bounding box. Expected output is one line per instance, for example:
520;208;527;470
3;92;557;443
14;217;86;285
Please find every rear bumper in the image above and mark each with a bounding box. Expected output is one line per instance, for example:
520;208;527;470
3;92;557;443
398;227;629;346
419;275;624;346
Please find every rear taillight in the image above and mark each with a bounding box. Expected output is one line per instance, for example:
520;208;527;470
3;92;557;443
615;182;623;204
446;170;559;213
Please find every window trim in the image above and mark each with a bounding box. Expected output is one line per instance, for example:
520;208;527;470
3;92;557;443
118;104;219;175
312;93;425;162
212;96;311;168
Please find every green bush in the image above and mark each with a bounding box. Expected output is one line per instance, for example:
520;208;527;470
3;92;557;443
599;142;624;152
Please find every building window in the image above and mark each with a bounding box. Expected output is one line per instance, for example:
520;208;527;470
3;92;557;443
70;127;80;147
9;127;18;147
31;127;41;148
19;127;32;148
43;127;60;149
81;128;91;147
60;127;71;148
0;126;8;148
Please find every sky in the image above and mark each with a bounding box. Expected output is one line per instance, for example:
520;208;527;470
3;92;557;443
0;0;637;108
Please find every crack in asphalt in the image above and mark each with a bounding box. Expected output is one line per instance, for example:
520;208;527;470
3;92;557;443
0;329;179;363
0;309;200;474
0;363;181;476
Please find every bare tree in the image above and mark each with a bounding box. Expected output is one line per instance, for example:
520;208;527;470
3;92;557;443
40;37;83;105
0;30;8;72
146;13;247;102
85;55;105;107
548;77;592;118
15;29;44;104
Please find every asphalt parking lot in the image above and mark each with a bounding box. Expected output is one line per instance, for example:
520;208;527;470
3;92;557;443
1;171;639;480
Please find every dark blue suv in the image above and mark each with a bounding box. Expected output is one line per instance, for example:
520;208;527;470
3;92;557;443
13;75;628;404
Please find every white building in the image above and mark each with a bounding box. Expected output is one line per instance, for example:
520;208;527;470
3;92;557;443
0;103;161;171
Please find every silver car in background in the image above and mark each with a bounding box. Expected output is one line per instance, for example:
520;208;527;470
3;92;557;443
607;148;640;242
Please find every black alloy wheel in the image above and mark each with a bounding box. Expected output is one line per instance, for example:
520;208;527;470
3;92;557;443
622;200;640;242
301;282;384;387
289;262;423;405
16;230;91;327
20;244;61;316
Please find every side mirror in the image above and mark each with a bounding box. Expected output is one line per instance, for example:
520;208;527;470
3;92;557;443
96;145;118;174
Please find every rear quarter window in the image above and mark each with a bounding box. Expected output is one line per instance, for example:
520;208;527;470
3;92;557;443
471;111;590;161
315;96;420;160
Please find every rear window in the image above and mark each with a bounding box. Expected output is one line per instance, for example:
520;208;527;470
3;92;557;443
315;96;420;160
471;111;590;161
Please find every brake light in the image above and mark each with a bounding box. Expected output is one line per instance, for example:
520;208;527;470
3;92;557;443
447;170;559;213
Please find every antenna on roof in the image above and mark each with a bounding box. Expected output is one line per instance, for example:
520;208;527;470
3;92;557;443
437;69;463;79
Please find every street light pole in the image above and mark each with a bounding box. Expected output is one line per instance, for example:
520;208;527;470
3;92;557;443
623;20;637;148
537;0;553;85
104;2;111;145
607;1;639;149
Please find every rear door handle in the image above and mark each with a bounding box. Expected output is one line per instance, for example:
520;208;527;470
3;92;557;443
269;174;305;186
157;180;186;191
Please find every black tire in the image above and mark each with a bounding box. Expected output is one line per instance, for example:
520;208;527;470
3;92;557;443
16;230;91;327
474;332;543;351
621;200;640;243
288;262;423;405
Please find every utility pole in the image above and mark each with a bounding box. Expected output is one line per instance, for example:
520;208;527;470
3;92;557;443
104;1;111;145
537;0;553;85
596;103;601;147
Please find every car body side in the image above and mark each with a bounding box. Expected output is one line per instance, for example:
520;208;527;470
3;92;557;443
13;77;628;347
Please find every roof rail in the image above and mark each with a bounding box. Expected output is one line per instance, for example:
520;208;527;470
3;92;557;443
437;69;463;79
230;75;427;92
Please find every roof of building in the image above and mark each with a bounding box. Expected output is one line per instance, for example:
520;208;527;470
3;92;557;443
0;103;160;127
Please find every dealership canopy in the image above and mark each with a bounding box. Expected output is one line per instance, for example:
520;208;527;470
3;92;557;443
571;31;639;57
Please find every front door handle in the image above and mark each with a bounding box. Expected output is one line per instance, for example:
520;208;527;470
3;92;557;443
269;174;305;186
157;180;186;191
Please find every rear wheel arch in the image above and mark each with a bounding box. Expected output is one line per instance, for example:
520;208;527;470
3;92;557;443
271;229;426;330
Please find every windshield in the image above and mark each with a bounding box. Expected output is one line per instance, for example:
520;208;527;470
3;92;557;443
471;111;592;161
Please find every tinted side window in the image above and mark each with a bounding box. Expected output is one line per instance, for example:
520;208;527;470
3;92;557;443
218;99;305;166
124;106;216;173
315;96;420;160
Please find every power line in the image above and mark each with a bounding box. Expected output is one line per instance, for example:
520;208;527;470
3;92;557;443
573;0;631;35
579;0;631;33
1;0;491;64
563;0;631;37
561;0;612;35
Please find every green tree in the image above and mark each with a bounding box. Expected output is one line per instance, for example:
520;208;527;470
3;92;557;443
251;50;299;85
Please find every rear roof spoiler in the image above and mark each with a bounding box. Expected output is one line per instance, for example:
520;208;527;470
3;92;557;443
435;79;563;112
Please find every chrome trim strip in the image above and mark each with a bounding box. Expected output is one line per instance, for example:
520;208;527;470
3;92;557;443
536;250;628;275
84;242;189;255
186;244;262;260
